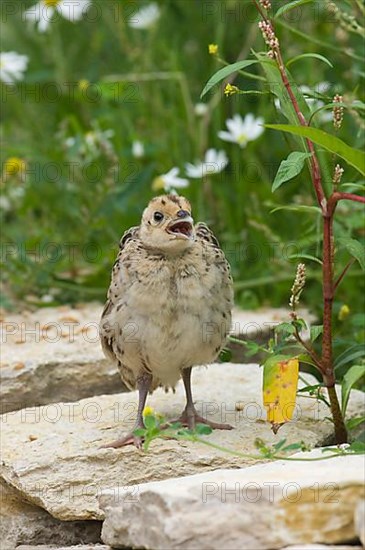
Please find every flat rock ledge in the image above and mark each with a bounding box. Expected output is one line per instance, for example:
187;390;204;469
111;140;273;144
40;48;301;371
0;303;313;413
15;547;111;550
0;479;102;550
100;450;365;550
12;546;363;550
1;364;363;525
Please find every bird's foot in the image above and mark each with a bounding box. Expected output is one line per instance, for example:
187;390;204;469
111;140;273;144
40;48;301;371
100;432;144;449
168;409;233;431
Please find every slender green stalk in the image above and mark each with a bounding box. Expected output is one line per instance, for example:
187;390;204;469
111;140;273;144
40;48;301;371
158;432;359;462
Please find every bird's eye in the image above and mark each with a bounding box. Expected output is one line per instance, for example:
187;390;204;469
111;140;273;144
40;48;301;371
153;211;164;222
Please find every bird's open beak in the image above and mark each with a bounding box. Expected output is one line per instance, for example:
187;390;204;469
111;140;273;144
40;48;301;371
166;216;194;239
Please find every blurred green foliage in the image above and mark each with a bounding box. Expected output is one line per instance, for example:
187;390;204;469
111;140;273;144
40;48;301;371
1;0;364;329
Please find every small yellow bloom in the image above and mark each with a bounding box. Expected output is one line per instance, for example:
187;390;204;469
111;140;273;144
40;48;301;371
152;176;165;191
338;304;350;321
78;79;90;92
44;0;60;6
208;44;218;55
4;157;26;177
224;83;239;96
142;406;155;417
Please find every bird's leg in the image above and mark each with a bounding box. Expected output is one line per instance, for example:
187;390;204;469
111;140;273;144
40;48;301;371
101;372;153;449
172;367;233;430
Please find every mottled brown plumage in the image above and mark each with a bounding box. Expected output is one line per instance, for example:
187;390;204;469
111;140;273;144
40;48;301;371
100;195;233;447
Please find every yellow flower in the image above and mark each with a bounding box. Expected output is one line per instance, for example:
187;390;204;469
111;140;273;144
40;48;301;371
4;157;26;177
78;79;90;92
152;176;165;191
208;44;218;55
224;83;239;96
44;0;60;6
142;406;155;417
338;304;350;321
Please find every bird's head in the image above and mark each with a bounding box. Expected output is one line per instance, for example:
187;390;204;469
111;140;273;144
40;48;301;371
140;194;195;254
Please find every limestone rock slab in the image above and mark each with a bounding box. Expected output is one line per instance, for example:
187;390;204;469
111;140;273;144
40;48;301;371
281;546;362;549
0;303;121;414
99;450;365;549
16;546;111;550
0;479;101;550
0;303;314;413
1;364;363;522
354;499;365;546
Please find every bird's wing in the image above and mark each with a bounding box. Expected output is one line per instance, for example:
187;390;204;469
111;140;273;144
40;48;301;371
195;222;221;248
118;225;140;251
100;225;140;359
195;221;233;281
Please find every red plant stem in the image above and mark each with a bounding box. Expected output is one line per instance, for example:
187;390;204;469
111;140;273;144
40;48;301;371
274;48;327;212
253;0;269;23
331;192;365;205
321;211;335;387
253;1;352;442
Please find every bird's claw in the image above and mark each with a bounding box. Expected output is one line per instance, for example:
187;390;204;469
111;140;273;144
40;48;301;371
100;433;144;449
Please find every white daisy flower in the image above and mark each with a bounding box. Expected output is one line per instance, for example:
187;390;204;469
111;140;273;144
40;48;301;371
218;113;264;148
132;140;145;158
24;0;91;32
194;103;209;117
185;149;228;179
128;3;160;29
0;52;28;84
160;167;189;191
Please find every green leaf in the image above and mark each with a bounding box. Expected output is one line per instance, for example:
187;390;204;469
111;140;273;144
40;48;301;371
275;0;314;18
275;322;295;336
195;424;213;435
297;354;319;368
273;438;287;451
287;53;333;68
143;414;158;430
310;325;323;342
270;204;321;215
337;237;365;271
346;415;365;431
200;60;259;98
167;422;183;430
265;124;365;175
272;151;313;191
287;253;323;265
342;365;364;416
348;440;365;453
133;428;146;437
255;54;310;128
293;318;307;331
335;344;365;376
